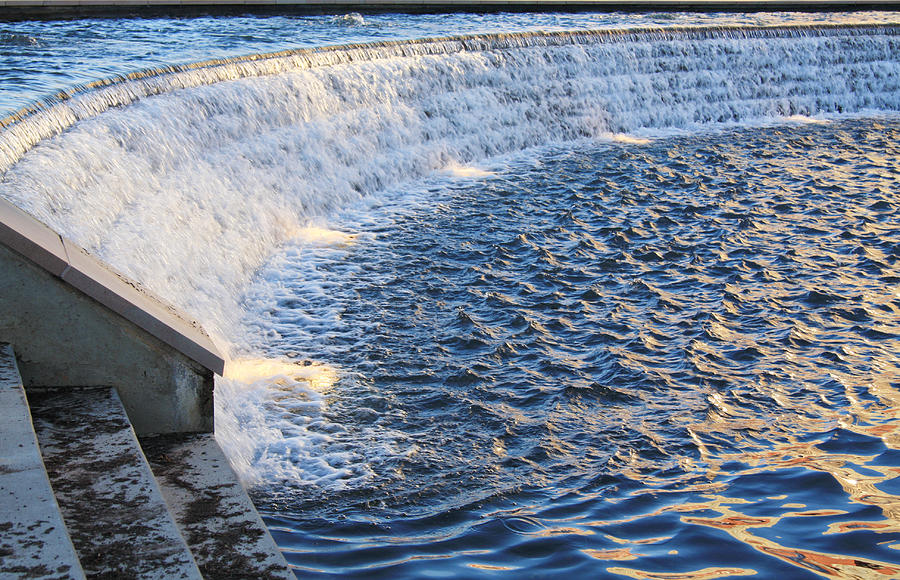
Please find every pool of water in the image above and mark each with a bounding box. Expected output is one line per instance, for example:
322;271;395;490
248;118;900;578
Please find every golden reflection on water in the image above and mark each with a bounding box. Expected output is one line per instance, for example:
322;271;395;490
467;563;516;571
593;482;900;578
602;413;900;578
584;547;644;561
606;565;757;579
575;338;900;580
554;307;900;580
680;394;900;575
678;501;900;577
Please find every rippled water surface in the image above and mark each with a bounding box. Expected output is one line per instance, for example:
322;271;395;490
248;118;900;578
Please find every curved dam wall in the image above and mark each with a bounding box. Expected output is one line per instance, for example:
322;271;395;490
2;23;898;174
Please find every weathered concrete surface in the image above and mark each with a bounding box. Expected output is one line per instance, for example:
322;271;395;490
1;0;897;7
0;344;85;580
29;387;204;580
0;242;213;434
0;198;224;377
142;433;295;580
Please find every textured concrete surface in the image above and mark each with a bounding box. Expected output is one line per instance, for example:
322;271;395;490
0;0;897;6
0;344;85;580
0;197;224;376
143;433;295;580
29;387;203;580
0;240;214;434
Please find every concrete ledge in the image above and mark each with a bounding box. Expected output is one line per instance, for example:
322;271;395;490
0;197;222;434
0;197;224;376
0;0;897;18
0;197;68;277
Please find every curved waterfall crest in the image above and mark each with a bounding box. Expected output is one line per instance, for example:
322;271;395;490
0;22;897;174
0;20;897;351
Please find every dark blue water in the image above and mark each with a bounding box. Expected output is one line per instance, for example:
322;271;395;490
253;118;900;578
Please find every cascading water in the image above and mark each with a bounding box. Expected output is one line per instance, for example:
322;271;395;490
2;24;897;337
2;15;900;578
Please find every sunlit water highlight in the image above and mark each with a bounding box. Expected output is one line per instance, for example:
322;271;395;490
1;11;899;578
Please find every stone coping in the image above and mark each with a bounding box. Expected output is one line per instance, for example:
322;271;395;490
0;0;896;8
0;196;226;376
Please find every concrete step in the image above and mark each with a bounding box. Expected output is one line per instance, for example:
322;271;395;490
141;433;295;580
28;386;203;580
0;343;85;580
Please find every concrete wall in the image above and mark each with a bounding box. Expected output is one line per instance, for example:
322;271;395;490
0;198;224;435
1;0;897;17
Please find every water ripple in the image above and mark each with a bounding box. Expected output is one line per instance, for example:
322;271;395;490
240;118;900;577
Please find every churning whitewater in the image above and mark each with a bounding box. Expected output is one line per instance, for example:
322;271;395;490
1;24;897;341
2;15;900;578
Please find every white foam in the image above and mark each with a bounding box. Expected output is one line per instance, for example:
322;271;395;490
784;115;832;125
215;357;376;488
291;226;359;247
224;357;338;389
331;12;367;27
602;132;653;145
444;163;497;178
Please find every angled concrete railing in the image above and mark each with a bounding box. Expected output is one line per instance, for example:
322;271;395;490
0;196;225;434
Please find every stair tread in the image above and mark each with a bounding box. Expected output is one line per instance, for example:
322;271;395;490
28;386;202;580
0;344;85;580
142;433;294;580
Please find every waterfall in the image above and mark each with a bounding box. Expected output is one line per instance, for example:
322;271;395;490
0;23;897;347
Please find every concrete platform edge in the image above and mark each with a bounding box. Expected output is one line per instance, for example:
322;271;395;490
0;196;225;376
